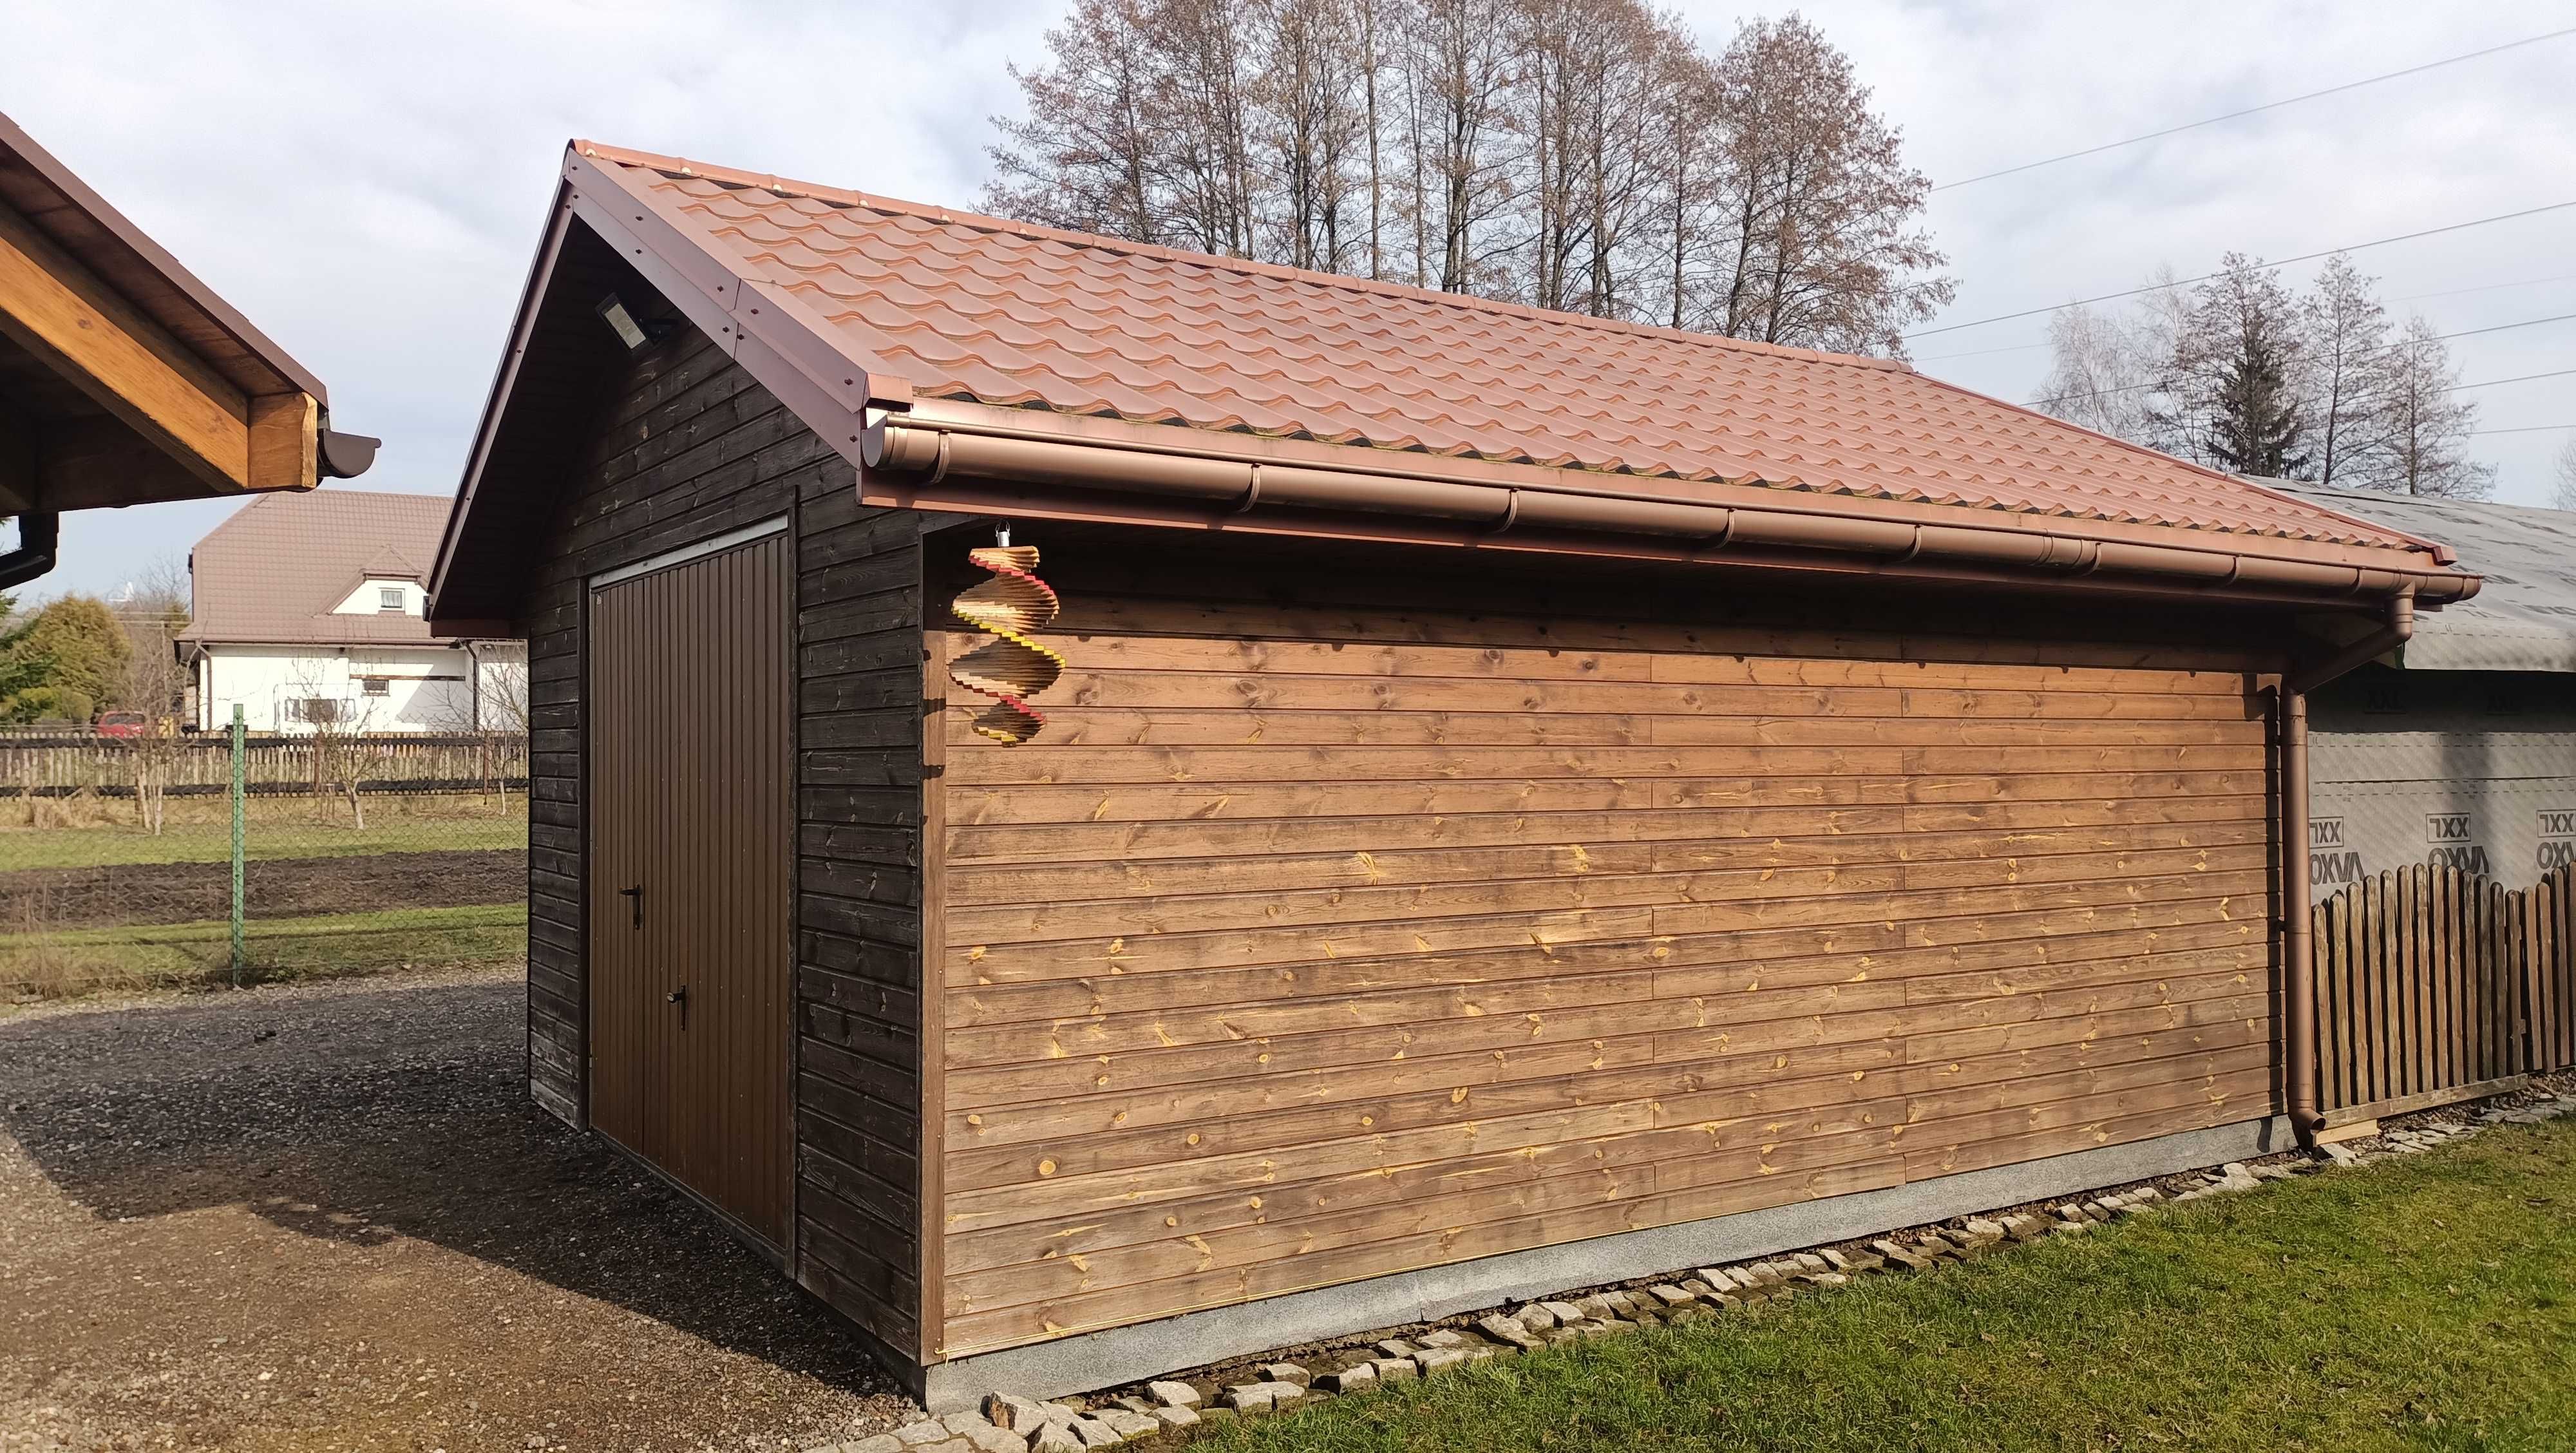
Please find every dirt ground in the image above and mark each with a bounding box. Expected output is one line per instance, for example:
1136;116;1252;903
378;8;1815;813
0;851;528;929
0;967;916;1452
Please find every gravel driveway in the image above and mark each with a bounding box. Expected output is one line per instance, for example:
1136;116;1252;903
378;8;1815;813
0;968;914;1452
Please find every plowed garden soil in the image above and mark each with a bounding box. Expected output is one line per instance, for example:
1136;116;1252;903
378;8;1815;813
0;968;912;1451
0;849;526;929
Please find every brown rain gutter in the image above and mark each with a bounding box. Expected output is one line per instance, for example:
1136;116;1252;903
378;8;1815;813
2277;590;2416;1146
862;416;2480;607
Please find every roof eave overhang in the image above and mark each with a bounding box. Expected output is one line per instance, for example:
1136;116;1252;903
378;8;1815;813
858;398;2481;611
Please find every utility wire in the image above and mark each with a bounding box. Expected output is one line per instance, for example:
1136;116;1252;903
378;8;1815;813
2027;312;2576;408
2466;423;2575;435
1934;27;2576;191
2452;366;2576;392
2392;272;2576;304
1904;200;2576;339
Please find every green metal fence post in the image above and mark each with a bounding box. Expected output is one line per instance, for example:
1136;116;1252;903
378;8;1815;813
229;703;245;985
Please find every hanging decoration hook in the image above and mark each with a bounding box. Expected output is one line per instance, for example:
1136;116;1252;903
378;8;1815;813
949;537;1063;745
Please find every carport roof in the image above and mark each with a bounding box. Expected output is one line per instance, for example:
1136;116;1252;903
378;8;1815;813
2271;483;2576;674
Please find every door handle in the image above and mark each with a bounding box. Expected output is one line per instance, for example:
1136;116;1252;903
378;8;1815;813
618;884;642;927
667;983;688;1029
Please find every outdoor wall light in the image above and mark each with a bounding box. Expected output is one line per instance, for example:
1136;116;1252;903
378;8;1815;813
594;294;649;350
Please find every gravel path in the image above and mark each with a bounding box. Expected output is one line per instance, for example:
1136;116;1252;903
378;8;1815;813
0;968;914;1451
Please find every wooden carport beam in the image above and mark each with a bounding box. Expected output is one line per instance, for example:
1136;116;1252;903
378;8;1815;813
0;200;315;497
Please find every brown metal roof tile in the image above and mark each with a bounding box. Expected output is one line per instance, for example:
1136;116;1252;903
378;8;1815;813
565;140;2449;557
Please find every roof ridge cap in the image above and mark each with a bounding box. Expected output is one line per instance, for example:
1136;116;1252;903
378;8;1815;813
569;139;1913;375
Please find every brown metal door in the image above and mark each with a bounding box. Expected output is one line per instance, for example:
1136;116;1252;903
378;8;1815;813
588;529;793;1250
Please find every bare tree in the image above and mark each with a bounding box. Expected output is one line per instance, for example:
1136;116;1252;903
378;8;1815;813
2032;301;2163;443
985;0;1166;240
2299;254;2398;488
985;3;1950;352
1709;15;1953;355
1258;0;1371;271
2378;314;2494;499
2553;437;2576;511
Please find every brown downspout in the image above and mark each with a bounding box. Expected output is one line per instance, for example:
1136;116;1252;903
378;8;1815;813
2277;589;2415;1146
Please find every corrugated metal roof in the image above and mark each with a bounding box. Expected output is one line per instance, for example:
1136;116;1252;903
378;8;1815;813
180;489;460;646
2273;483;2576;673
582;142;2441;555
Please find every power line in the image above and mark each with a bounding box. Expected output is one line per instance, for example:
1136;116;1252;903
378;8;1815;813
2392;272;2576;304
2452;366;2576;392
2467;423;2576;435
2028;312;2576;408
1934;27;2576;192
1904;200;2576;339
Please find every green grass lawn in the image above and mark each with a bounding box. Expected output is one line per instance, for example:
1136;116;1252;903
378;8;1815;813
0;804;527;871
1193;1117;2576;1452
0;903;527;996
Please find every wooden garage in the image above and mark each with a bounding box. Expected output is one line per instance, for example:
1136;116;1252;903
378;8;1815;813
428;141;2479;1404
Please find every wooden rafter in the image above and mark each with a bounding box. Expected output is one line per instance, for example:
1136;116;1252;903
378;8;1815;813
0;199;314;497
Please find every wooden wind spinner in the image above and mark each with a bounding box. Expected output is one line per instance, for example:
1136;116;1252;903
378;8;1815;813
949;544;1065;745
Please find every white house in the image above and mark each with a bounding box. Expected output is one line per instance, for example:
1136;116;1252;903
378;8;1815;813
177;489;525;734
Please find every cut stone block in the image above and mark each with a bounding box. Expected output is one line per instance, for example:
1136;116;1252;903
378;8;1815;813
1320;1362;1376;1394
1260;1363;1313;1388
1146;1382;1200;1409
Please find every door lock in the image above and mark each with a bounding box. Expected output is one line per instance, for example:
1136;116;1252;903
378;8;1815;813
618;884;643;927
667;984;688;1029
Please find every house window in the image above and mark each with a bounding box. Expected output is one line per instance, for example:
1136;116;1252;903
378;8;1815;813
361;678;390;698
292;698;341;725
378;585;406;612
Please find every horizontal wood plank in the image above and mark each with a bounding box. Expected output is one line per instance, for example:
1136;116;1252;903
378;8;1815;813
933;598;2277;1357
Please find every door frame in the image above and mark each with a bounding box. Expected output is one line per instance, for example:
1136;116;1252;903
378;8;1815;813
582;513;798;1262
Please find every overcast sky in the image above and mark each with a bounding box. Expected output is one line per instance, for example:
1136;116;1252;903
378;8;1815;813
7;0;2573;600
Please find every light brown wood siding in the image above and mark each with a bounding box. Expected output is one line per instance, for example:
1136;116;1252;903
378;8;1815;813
930;562;2278;1358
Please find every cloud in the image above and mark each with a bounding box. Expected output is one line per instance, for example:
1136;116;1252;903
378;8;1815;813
5;0;2570;598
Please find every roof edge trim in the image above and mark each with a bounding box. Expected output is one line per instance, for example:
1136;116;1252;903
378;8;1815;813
564;147;914;413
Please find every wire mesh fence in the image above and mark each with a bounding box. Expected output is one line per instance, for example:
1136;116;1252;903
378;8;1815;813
0;730;530;1001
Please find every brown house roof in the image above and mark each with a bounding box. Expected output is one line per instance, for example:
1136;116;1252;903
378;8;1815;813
431;140;2477;627
180;489;461;647
0;110;375;515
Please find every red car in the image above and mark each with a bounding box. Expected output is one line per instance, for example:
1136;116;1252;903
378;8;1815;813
95;710;147;739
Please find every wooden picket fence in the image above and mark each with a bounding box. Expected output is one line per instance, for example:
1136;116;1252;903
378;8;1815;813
2311;862;2575;1121
0;732;529;798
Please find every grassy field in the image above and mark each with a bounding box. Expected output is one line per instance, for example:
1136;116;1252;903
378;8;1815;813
0;792;527;871
1192;1118;2576;1452
0;903;527;998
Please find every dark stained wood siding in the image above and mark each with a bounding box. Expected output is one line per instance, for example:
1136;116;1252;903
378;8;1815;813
516;322;927;1365
927;538;2282;1358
